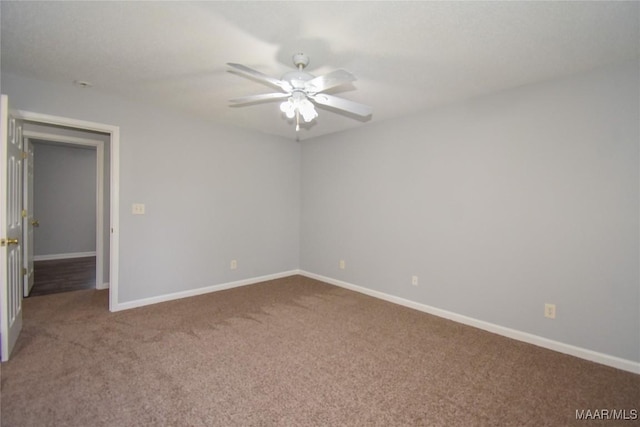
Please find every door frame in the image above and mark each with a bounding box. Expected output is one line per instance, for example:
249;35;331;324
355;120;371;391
24;131;105;292
22;137;34;296
12;109;119;312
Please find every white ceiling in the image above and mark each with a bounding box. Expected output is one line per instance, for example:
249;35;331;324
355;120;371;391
1;1;638;141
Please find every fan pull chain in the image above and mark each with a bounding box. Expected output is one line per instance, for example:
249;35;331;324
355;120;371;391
296;110;300;132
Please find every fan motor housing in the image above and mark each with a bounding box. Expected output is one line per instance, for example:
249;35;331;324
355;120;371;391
281;71;314;89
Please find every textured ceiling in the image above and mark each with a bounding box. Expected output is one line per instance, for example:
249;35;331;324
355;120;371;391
1;1;638;141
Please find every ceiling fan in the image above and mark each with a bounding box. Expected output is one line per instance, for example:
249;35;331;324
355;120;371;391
228;53;372;132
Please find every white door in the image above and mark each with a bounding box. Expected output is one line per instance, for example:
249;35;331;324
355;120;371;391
23;138;35;297
1;94;24;362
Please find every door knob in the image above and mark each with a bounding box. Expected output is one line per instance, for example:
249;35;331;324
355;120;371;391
32;220;39;227
1;238;19;246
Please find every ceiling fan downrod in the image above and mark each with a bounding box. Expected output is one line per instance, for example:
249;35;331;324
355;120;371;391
292;53;310;71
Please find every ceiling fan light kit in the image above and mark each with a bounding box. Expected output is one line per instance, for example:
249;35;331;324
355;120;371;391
228;53;372;135
280;93;318;129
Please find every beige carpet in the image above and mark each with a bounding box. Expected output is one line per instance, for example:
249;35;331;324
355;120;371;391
1;275;638;426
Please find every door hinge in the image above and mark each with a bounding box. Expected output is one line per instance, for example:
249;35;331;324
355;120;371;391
22;268;27;276
22;151;28;159
21;209;27;218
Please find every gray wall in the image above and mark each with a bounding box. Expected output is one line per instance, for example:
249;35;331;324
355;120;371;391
301;59;639;363
32;142;96;256
1;72;301;303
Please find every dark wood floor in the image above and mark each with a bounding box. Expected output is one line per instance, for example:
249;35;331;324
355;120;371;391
29;257;96;297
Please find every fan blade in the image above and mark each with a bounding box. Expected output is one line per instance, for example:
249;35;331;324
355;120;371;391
227;63;292;92
310;93;372;117
304;69;356;93
229;93;290;105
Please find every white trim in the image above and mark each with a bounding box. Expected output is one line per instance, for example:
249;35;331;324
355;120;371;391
22;131;103;147
34;251;96;261
109;127;119;312
96;282;109;290
13;110;120;313
111;270;300;312
96;142;104;291
299;270;640;375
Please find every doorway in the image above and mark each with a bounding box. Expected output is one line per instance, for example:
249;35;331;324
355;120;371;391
23;128;107;297
12;110;120;312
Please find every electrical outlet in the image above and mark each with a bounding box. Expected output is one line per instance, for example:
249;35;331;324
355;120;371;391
339;260;346;270
230;259;237;270
411;276;419;286
544;303;556;319
132;203;145;215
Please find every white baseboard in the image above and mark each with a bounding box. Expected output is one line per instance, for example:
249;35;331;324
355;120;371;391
111;270;300;312
34;251;96;261
107;268;639;374
96;282;109;290
299;270;640;375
